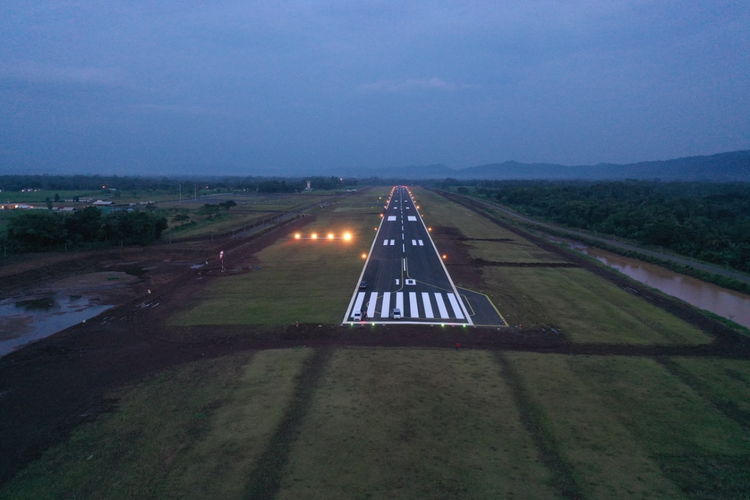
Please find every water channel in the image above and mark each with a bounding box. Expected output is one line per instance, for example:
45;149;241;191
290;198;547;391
547;236;750;329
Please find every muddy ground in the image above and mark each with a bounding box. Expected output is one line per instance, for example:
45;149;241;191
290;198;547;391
0;197;749;486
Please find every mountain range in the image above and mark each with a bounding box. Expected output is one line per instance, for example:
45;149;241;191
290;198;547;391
347;150;750;181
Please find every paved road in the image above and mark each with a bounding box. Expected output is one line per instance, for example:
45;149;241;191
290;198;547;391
343;186;472;325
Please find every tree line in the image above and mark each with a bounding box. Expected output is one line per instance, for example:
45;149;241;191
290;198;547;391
0;175;357;193
2;207;168;254
468;180;750;273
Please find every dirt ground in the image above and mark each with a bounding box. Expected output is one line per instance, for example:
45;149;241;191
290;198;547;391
0;197;748;486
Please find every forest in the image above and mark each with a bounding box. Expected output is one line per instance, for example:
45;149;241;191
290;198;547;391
467;180;750;273
2;207;168;254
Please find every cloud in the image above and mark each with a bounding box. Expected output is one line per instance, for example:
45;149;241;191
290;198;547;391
358;77;468;94
0;61;129;88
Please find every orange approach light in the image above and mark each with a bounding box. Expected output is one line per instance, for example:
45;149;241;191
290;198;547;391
343;232;352;240
327;233;334;240
442;254;447;260
294;233;301;239
361;253;367;259
311;233;318;239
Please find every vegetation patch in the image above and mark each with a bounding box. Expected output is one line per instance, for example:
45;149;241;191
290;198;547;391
0;349;313;499
276;348;558;499
483;266;711;344
168;191;384;327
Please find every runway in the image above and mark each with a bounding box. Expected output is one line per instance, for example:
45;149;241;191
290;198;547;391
343;186;473;325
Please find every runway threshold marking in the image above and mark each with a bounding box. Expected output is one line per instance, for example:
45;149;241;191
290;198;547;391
352;292;366;316
366;292;378;318
381;292;391;318
447;293;465;319
409;292;419;318
435;294;450;318
422;292;434;318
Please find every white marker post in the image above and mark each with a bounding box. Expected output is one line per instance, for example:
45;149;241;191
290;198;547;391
219;250;224;272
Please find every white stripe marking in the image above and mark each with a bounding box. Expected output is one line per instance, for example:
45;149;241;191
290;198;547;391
409;292;419;318
412;239;417;246
408;216;417;221
352;292;366;317
396;293;404;313
381;292;391;318
418;240;424;246
366;292;378;319
435;294;450;318
447;293;465;319
383;239;388;246
402;244;405;252
422;293;434;318
390;239;394;245
387;216;396;221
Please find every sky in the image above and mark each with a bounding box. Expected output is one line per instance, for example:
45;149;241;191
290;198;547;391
1;1;749;176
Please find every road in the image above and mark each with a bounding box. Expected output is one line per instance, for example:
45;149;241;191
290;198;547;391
343;186;472;325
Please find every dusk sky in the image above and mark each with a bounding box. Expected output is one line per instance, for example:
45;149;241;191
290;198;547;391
1;1;748;176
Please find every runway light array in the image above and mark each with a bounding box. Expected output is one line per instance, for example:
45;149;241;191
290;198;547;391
291;231;355;241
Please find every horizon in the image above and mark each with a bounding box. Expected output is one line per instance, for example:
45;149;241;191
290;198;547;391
2;2;749;176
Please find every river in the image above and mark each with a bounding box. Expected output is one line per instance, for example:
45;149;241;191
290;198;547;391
547;237;750;329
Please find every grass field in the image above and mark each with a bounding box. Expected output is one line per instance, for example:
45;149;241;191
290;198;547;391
277;348;557;499
6;348;749;498
4;186;749;499
484;267;711;344
169;188;387;327
414;187;711;345
1;349;312;499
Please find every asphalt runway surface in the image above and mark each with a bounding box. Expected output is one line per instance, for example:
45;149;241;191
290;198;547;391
344;186;473;325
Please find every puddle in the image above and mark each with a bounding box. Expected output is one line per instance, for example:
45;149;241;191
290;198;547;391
0;294;112;357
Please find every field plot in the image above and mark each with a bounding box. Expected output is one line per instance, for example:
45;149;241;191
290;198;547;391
277;348;558;499
3;187;749;500
485;267;711;344
415;188;561;263
506;353;750;499
168;188;387;327
160;193;309;240
414;188;712;345
1;349;312;499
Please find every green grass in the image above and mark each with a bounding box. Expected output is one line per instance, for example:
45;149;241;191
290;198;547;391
483;267;711;344
507;353;750;499
506;353;687;499
1;349;313;499
277;348;558;499
163;211;271;240
669;358;750;422
169;196;382;327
